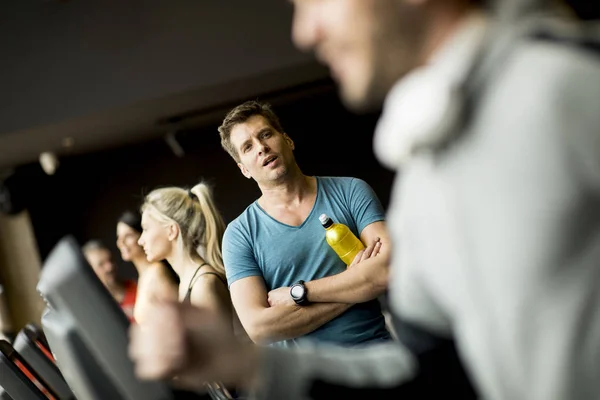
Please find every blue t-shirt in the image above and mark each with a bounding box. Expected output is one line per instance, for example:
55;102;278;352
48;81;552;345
223;176;391;347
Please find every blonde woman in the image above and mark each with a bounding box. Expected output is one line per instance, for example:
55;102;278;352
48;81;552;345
137;182;234;330
116;211;179;325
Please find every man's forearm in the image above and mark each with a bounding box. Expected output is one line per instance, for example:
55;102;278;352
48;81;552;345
247;302;351;344
250;342;418;400
305;256;389;304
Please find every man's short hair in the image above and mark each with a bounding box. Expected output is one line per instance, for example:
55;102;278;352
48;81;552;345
81;240;109;255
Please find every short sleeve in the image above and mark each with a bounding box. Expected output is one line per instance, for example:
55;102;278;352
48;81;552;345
222;220;262;287
348;178;386;234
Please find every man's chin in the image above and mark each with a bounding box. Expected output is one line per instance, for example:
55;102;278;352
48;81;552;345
339;84;386;114
267;168;288;182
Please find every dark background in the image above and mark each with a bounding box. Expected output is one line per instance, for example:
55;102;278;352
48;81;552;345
13;82;395;279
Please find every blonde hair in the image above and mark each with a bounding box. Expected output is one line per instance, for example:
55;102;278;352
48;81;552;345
141;182;226;280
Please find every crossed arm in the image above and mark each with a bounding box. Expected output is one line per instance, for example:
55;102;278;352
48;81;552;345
230;221;390;344
268;221;391;306
230;276;351;344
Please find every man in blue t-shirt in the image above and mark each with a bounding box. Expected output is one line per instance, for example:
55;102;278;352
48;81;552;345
218;100;391;348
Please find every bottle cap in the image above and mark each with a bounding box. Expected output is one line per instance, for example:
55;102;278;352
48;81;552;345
319;214;329;225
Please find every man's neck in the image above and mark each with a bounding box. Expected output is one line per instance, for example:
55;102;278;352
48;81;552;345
105;280;125;301
257;168;314;209
419;4;477;65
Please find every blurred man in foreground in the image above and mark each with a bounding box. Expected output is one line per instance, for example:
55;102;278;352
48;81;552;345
129;1;600;399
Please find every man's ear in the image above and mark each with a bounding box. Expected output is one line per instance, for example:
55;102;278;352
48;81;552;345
237;163;252;179
283;133;295;150
167;223;180;242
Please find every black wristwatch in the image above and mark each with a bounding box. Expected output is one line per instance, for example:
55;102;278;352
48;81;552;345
290;280;309;306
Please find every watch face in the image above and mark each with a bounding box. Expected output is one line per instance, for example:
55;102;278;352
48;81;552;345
291;285;304;299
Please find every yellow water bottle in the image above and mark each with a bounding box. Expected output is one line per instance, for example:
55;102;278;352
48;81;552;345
319;213;365;266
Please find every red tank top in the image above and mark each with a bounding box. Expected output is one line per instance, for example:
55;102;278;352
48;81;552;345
119;280;137;323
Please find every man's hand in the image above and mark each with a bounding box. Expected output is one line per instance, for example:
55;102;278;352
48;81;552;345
267;286;294;307
129;300;260;391
266;237;383;306
349;237;382;268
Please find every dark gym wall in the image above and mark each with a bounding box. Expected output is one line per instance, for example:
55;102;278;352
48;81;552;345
22;86;395;277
